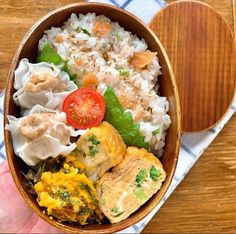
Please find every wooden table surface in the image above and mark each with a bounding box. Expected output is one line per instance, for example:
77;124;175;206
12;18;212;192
0;0;235;233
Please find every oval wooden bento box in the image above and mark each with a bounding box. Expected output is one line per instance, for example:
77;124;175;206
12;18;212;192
4;3;181;233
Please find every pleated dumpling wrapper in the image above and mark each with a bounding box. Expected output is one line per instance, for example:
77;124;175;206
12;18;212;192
5;105;82;166
96;146;166;223
65;121;126;181
13;58;77;112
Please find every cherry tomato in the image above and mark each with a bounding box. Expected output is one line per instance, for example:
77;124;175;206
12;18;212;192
62;88;106;129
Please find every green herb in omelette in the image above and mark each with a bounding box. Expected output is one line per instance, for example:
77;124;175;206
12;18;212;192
135;169;148;187
150;166;161;181
104;86;149;149
133;187;147;201
111;206;119;213
89;146;98;157
114;212;124;218
88;136;100;145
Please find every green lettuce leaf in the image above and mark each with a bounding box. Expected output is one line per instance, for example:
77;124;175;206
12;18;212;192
37;43;80;87
37;43;64;65
104;86;149;149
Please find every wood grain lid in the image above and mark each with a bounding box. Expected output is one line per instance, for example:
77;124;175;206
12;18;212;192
150;0;236;132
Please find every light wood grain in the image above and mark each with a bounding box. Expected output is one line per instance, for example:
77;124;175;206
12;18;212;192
150;1;236;132
166;0;235;36
0;1;235;234
144;1;236;232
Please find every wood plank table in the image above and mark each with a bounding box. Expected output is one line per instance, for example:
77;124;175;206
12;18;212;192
0;1;235;233
144;0;236;233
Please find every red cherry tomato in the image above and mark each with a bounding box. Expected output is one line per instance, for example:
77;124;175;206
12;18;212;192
62;88;106;129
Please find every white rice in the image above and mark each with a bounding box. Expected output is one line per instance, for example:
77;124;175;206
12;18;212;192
38;13;171;157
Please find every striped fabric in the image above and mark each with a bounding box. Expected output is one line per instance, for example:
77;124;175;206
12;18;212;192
1;0;235;233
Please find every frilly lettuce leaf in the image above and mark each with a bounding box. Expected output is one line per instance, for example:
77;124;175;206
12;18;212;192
37;43;64;65
104;86;149;149
37;43;80;87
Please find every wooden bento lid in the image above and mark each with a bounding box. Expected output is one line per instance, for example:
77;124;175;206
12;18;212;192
150;0;236;133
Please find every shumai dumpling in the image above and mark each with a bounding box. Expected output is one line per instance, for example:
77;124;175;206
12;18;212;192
96;147;166;223
13;58;77;112
5;106;80;166
66;121;126;180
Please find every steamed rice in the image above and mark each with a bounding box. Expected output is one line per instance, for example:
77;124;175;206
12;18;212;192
39;13;171;157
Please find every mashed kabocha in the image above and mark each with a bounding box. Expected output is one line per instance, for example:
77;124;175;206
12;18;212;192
34;164;104;224
6;13;169;225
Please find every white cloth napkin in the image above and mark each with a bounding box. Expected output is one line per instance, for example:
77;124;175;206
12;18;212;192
1;0;235;232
